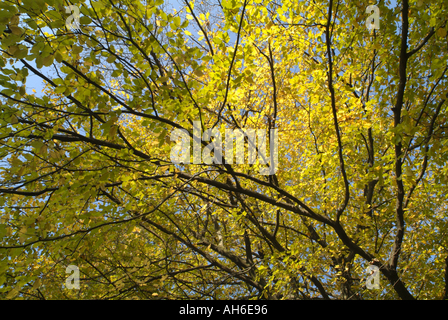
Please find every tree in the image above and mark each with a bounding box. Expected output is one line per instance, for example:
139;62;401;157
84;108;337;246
0;0;447;300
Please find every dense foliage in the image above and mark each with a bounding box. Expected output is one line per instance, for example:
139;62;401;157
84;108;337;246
0;0;447;299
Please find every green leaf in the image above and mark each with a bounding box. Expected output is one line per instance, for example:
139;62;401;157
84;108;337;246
92;1;106;10
172;16;181;28
72;45;83;55
10;114;18;124
106;55;116;63
10;26;22;35
26;19;38;29
0;224;6;239
80;16;92;25
42;55;54;67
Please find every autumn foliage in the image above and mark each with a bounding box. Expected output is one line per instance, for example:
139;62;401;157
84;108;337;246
0;0;447;299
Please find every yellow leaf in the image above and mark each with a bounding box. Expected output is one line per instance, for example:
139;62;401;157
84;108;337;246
133;226;141;233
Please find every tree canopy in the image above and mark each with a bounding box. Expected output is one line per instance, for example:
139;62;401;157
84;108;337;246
0;0;447;300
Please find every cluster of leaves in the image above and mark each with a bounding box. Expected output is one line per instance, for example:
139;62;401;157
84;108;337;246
0;0;447;299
